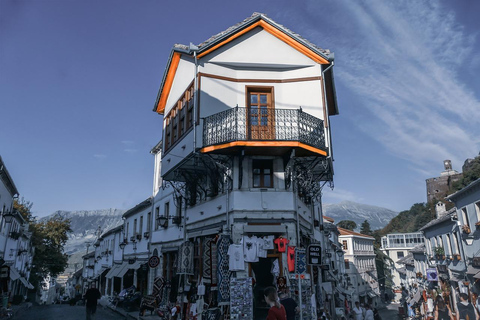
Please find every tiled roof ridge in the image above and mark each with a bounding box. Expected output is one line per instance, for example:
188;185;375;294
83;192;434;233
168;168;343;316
175;12;331;56
337;227;375;239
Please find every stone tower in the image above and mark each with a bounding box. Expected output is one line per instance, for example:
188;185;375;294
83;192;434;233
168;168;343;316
425;160;462;203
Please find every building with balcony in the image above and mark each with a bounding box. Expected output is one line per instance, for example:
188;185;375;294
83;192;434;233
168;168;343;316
339;228;380;307
0;156;34;301
380;232;425;289
149;12;339;320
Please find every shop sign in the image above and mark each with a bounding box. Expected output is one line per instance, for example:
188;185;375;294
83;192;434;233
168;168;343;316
307;244;322;266
148;255;160;268
472;257;480;267
426;268;438;281
320;264;330;270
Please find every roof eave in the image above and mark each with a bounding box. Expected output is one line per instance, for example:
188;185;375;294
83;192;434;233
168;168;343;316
446;178;480;202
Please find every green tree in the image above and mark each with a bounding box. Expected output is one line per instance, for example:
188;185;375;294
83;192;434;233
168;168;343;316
337;220;357;231
451;155;480;192
360;220;372;235
14;199;71;289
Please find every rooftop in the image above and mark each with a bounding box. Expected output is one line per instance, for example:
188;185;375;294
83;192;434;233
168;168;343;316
338;227;374;239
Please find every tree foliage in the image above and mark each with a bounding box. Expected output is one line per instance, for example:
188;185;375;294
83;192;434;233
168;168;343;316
451;154;480;192
337;220;357;231
14;199;71;289
360;220;372;235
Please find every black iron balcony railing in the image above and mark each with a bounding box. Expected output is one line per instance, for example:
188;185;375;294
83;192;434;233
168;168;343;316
203;106;326;150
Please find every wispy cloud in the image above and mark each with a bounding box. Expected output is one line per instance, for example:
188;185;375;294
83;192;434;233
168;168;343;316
93;154;107;159
322;187;363;203
293;0;480;169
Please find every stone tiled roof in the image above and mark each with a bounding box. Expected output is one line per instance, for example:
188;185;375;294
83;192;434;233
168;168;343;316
337;227;375;239
419;208;456;231
397;253;414;266
409;244;426;254
193;13;331;58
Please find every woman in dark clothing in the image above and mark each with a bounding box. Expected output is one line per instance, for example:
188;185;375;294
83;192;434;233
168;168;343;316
434;296;450;320
264;287;287;320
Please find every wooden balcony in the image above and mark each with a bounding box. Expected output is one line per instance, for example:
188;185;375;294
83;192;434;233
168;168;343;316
201;107;327;157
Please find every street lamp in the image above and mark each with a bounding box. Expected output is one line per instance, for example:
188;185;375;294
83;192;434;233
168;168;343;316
2;210;15;224
157;216;168;228
119;242;126;250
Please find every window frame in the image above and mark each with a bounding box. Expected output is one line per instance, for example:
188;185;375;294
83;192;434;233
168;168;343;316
252;159;274;188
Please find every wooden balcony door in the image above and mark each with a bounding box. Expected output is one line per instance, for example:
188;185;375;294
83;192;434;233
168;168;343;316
247;87;275;140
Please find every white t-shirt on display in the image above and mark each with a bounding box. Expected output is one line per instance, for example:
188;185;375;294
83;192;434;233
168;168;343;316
241;236;259;262
227;244;245;271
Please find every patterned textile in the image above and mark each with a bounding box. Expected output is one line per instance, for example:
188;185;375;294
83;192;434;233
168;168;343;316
178;241;194;275
202;308;222;320
295;248;307;274
277;276;287;292
203;238;212;283
210;240;218;286
140;277;165;314
216;235;231;305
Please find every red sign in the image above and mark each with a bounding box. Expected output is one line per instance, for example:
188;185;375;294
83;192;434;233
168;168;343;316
148;256;160;268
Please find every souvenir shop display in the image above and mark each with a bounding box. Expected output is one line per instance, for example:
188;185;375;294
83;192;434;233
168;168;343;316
287;246;295;272
274;236;289;252
229;277;253;320
178;241;194;275
217;235;231;305
295;248;307;275
241;235;259;262
227;244;245;271
290;274;313;320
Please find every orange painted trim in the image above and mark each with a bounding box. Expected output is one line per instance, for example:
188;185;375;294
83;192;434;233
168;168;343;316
200;141;327;156
197;20;329;65
156;52;181;114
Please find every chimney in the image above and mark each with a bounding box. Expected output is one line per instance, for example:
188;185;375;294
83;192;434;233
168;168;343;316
435;202;447;219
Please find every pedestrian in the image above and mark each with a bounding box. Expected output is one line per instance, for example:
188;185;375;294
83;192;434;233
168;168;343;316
434;295;450;320
264;286;287;320
84;283;101;320
449;293;478;320
279;291;299;320
364;305;374;320
353;302;364;320
373;308;381;320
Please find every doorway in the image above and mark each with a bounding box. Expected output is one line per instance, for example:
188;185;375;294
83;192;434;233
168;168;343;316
247;87;275;140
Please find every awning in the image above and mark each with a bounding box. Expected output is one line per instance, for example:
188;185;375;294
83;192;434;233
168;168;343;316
10;268;20;281
466;265;480;276
412;290;423;304
19;277;34;289
474;271;480;279
117;261;143;278
368;291;377;298
105;265;121;279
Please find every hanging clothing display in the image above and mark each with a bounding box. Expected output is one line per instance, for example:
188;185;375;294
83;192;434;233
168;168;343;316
277;276;287;292
262;235;275;250
216;235;231;305
287;246;296;272
271;258;280;277
274;236;289;253
257;239;268;258
242;235;259;262
178;241;194;275
227;244;245;271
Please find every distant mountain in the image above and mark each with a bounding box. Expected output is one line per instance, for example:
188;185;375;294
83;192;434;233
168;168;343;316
322;201;398;231
41;209;125;275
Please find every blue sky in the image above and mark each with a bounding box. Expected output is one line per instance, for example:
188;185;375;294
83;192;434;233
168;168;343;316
1;0;479;217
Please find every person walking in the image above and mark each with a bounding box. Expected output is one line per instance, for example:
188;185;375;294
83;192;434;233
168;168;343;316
264;287;287;320
84;283;101;320
364;305;374;320
353;302;364;320
279;291;299;320
434;295;450;320
449;293;479;320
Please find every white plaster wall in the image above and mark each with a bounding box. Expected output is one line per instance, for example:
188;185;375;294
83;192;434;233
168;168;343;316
164;56;195;116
